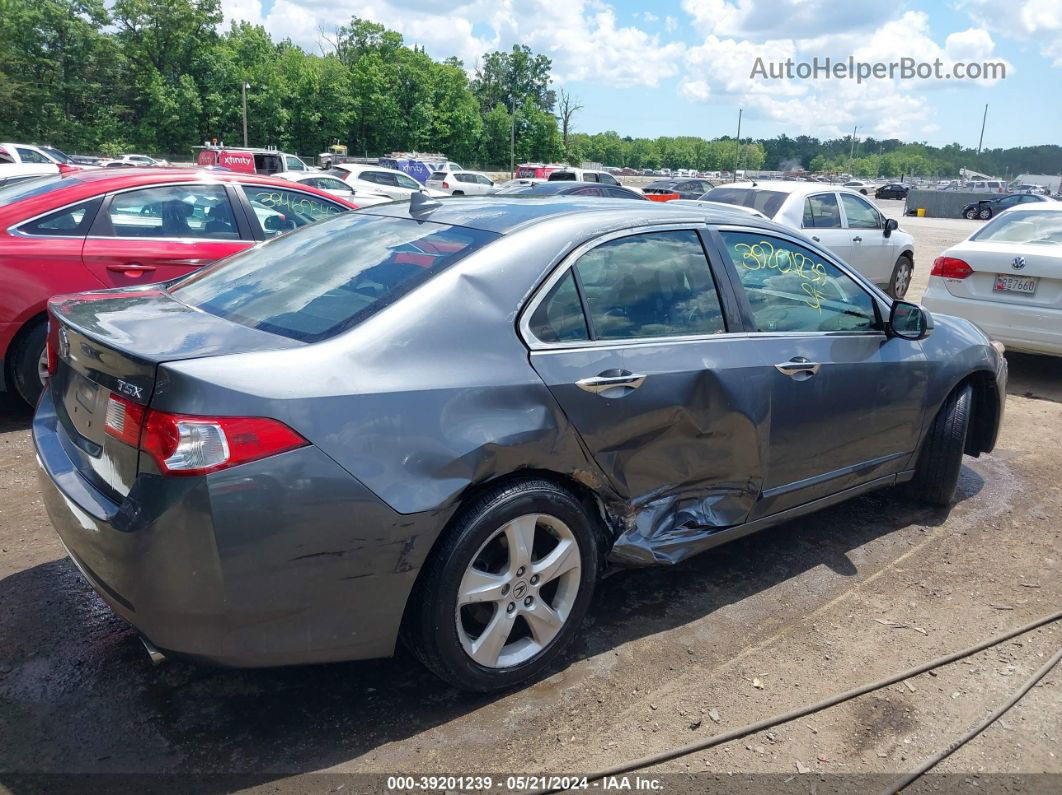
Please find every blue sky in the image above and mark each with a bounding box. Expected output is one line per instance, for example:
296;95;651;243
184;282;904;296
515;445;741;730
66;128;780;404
224;0;1062;148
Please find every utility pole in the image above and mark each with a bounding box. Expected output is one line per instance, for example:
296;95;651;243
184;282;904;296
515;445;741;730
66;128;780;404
733;108;742;180
241;82;249;147
510;104;515;178
977;103;988;156
848;124;858;173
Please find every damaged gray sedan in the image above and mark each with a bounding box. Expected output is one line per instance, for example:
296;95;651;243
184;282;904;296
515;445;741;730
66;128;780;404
35;196;1006;691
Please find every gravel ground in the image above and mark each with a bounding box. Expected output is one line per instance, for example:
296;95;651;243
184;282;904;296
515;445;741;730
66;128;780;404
1;208;1060;793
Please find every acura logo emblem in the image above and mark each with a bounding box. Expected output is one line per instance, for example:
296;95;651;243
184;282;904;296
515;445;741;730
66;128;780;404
1012;256;1026;270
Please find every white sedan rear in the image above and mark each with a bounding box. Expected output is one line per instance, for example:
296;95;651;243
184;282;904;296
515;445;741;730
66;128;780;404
425;169;495;195
922;204;1062;356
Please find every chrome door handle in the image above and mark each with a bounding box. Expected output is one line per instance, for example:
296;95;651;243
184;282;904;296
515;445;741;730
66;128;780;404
106;262;157;272
576;372;647;395
811;235;820;242
852;235;863;242
774;357;821;377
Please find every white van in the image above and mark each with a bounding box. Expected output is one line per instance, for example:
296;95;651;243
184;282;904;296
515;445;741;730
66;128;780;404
965;180;1005;193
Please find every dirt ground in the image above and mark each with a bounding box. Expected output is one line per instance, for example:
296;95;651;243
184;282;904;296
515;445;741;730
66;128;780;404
1;204;1060;793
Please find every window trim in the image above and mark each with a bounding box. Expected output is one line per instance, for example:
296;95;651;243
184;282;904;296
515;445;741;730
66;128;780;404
708;223;888;335
518;223;735;350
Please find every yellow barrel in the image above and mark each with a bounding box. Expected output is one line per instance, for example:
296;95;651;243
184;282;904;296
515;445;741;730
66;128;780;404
916;208;926;217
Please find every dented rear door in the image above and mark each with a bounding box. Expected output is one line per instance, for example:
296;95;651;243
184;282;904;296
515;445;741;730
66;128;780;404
524;227;770;561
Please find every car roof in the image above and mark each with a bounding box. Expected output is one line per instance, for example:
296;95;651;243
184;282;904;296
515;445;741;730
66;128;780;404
710;180;867;198
334;163;409;177
358;194;789;235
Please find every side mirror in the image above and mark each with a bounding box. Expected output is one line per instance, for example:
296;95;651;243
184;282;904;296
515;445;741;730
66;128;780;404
884;218;899;237
888;300;932;341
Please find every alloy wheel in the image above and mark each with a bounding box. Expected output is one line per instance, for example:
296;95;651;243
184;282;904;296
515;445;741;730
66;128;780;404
37;346;49;385
894;263;912;299
455;513;582;669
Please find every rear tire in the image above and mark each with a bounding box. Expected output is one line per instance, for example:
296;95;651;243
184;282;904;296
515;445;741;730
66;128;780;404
9;320;47;406
906;384;972;506
888;255;914;299
405;479;599;692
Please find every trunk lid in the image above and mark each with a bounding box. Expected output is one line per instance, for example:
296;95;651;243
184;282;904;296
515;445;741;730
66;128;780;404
944;241;1062;309
47;285;300;499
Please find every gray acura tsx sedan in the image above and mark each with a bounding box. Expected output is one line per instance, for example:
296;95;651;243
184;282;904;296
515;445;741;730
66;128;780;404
35;195;1006;691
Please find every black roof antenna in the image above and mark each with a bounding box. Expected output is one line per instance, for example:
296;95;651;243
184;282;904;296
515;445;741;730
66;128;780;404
409;189;442;217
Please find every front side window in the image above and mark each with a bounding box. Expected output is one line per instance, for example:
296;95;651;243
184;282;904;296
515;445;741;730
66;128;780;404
106;185;238;239
721;230;878;334
18;198;101;236
599;173;618;186
572;230;726;340
242;185;346;238
802;194;842;228
840;194;881;229
170;214;498;342
285;156;305;171
395;173;421;190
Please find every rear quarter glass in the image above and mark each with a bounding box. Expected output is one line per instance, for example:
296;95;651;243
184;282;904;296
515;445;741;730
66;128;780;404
169;212;498;342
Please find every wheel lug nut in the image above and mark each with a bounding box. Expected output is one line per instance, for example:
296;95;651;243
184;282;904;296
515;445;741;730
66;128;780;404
501;584;510;595
529;575;539;585
507;602;516;613
516;566;525;576
524;596;533;606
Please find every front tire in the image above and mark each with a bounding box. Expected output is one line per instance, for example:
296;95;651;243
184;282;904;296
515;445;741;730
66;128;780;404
978;207;992;220
964;208;978;219
907;385;972;506
888;255;913;299
9;320;47;406
406;479;599;692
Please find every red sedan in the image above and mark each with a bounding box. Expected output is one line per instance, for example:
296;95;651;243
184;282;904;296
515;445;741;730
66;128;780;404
0;168;360;404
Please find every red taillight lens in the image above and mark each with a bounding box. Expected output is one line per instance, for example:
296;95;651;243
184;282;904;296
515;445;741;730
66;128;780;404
45;321;59;376
931;256;973;279
140;411;307;476
104;396;307;476
442;181;449;189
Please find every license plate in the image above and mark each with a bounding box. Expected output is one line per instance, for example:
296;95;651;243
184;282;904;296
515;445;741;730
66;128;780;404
994;274;1038;295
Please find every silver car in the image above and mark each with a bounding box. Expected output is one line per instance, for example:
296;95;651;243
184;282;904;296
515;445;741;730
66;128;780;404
36;196;1005;691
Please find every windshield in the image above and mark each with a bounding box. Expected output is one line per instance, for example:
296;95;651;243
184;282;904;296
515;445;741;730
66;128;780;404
0;174;69;207
971;209;1062;245
170;213;499;342
701;187;787;218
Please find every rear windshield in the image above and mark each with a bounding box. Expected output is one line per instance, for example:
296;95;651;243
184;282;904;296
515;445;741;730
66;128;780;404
169;213;498;342
701;187;787;218
429;171;447;180
0;175;68;207
548;171;576;181
971;210;1062;245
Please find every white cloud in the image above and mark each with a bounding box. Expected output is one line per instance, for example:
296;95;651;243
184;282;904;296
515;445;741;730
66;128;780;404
958;0;1062;66
640;11;659;23
680;0;894;40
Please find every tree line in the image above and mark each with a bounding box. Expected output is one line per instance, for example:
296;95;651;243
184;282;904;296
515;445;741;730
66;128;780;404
1;0;1060;177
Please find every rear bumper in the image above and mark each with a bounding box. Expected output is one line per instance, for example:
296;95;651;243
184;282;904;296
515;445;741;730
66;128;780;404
923;282;1062;357
33;388;433;667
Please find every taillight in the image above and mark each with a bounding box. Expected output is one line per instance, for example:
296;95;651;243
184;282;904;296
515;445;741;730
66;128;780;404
104;395;307;476
931;256;973;279
442;181;449;189
140;411;307;476
45;321;60;376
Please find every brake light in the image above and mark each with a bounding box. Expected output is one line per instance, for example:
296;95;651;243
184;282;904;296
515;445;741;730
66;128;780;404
45;320;60;376
104;395;307;476
140;411;307;476
442;181;449;189
931;256;973;279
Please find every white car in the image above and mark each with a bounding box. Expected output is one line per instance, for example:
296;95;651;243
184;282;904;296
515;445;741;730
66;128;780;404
0;142;82;168
425;169;495;195
843;180;872;195
494;178;545;191
668;198;767;219
702;181;917;298
101;154;169;168
274;171;392;206
547;168;641;193
922;204;1062;357
329;163;447;201
0;161;59;187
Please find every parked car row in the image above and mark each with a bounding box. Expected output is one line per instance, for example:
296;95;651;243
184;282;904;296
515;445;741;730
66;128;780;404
961;193;1054;220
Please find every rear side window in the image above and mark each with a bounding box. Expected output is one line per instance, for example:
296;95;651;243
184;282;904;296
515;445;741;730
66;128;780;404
18;198;101;236
572;230;725;340
529;271;589;343
106;185;239;239
702;187;786;218
802;194;842;228
170;214;498;342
